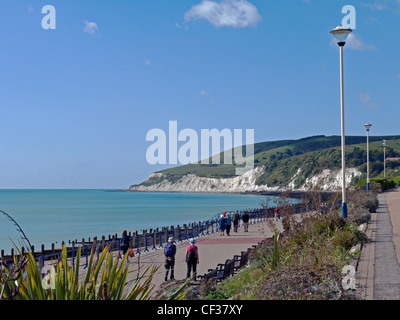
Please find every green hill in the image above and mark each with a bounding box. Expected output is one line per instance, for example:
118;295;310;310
138;135;400;189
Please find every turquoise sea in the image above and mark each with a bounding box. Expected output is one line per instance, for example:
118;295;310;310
0;189;272;254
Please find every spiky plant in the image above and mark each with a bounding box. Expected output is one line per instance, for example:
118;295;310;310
12;245;159;300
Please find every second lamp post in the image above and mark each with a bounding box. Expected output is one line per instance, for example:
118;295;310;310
364;123;372;191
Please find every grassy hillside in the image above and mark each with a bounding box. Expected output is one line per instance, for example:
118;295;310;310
142;135;400;187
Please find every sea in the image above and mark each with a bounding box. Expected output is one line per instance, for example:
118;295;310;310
0;189;275;254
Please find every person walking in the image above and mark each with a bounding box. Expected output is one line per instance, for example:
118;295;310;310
119;230;132;261
233;210;240;233
242;211;250;232
164;237;177;281
274;207;280;221
185;238;199;280
219;214;226;236
225;213;232;236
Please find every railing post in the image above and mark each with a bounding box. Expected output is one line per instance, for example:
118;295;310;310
159;230;163;248
152;232;156;250
83;246;88;269
135;235;140;255
72;241;75;268
144;232;149;252
178;225;182;242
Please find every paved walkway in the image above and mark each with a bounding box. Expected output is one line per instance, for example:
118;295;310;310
123;219;281;298
357;186;400;299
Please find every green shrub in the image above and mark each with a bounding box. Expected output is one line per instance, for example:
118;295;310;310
371;178;396;191
332;229;357;250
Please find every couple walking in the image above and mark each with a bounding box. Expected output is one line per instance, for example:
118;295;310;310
163;237;199;281
218;211;231;236
219;210;242;235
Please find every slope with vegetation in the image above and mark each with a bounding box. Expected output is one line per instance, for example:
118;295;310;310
131;135;400;191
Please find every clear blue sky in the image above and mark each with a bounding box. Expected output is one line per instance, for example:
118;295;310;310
0;0;399;189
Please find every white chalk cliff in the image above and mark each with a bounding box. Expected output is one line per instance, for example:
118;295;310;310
129;166;362;193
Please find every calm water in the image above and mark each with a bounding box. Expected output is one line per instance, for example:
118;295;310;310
0;190;272;253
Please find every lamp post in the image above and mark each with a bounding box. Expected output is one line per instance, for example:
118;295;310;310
330;25;352;219
383;140;386;179
364;123;372;191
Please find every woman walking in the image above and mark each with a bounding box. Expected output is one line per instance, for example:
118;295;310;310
185;238;199;280
219;214;226;236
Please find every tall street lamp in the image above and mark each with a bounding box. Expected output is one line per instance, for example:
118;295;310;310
383;140;387;179
330;25;352;219
364;123;372;191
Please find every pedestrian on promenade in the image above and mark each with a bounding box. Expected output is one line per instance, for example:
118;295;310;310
185;238;199;280
242;211;250;232
219;213;227;236
119;230;132;261
320;202;328;215
226;213;232;236
164;237;176;281
233;210;240;233
274;207;280;221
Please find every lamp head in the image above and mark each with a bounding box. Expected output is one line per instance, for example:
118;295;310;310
364;123;372;131
383;140;386;147
330;25;352;47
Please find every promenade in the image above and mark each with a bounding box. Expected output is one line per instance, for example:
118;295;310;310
125;186;400;300
123;218;281;298
357;186;400;299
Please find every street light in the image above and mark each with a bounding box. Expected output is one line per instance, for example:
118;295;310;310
383;140;387;179
364;123;372;191
330;25;352;219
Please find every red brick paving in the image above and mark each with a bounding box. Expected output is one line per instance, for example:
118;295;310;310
198;236;265;245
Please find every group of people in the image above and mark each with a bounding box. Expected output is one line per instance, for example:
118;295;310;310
163;237;199;281
218;210;250;235
118;208;282;284
119;231;199;282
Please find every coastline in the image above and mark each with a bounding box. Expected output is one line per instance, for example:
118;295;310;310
112;188;337;201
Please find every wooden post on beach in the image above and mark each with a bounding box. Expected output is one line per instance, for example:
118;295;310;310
51;243;55;254
111;234;116;250
101;236;105;250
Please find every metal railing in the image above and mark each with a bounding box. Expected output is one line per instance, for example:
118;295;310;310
33;208;270;274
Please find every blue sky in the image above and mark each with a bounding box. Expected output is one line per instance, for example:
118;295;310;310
0;0;399;189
